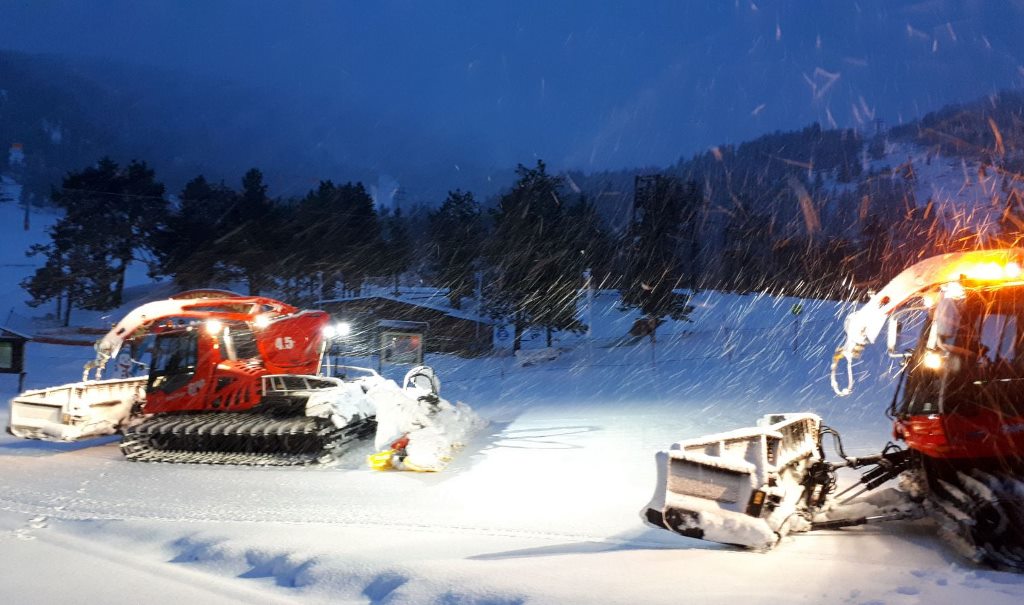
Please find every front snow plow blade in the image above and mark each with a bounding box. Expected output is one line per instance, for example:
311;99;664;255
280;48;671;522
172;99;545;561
643;413;823;549
8;377;146;441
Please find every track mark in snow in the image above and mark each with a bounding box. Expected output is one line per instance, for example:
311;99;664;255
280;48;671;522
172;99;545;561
436;591;526;605
170;535;231;565
491;425;601;450
166;536;526;605
239;552;317;588
910;567;950;587
363;573;409;604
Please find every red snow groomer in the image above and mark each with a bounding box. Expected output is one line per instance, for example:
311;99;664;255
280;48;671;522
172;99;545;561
644;249;1024;571
9;291;377;465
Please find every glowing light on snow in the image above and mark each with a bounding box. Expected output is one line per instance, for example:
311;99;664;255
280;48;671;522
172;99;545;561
205;319;223;335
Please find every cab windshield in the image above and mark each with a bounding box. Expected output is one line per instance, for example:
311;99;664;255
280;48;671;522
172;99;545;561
148;330;199;394
934;285;1024;415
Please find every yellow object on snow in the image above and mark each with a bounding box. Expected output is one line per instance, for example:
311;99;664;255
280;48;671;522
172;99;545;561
400;457;444;473
367;449;396;471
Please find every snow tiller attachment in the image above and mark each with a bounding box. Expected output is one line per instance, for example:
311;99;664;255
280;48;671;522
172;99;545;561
646;249;1024;571
643;414;828;548
644;413;917;547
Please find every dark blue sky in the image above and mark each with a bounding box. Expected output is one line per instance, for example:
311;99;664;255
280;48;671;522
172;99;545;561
3;0;1024;172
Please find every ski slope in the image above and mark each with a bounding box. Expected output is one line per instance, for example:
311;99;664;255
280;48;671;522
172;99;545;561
3;191;1024;604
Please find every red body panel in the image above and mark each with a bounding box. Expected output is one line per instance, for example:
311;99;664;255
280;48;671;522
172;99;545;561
258;311;329;374
896;412;1024;459
136;295;329;415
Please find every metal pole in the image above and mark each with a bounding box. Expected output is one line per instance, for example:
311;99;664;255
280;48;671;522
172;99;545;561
475;270;483;342
583;269;593;363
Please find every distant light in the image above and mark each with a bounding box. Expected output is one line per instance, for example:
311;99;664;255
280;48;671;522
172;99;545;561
922;350;944;370
205;319;223;335
253;314;271;328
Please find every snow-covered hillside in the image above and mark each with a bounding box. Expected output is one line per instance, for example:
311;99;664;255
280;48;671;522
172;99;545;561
872;141;1004;235
3;187;1024;604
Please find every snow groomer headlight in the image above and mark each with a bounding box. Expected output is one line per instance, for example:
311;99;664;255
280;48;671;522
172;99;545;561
323;322;351;339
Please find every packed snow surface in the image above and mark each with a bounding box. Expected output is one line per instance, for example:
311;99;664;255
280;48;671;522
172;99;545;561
3;193;1024;603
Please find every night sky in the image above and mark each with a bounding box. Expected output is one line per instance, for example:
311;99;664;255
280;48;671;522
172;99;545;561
3;0;1024;172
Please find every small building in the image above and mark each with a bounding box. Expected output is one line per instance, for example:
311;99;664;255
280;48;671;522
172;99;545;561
318;295;492;356
0;326;29;382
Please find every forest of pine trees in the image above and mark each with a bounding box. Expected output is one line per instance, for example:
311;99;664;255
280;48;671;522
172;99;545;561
19;135;978;346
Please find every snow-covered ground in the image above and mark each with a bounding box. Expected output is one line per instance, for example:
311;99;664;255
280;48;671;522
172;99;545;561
3;185;1024;604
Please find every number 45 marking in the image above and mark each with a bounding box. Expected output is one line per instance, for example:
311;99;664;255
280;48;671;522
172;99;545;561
274;336;295;350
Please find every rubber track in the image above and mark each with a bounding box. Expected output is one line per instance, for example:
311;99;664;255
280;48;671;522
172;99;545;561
120;413;376;466
929;468;1024;571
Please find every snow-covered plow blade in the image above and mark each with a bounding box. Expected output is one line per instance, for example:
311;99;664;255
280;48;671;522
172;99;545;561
643;413;823;549
8;377;147;441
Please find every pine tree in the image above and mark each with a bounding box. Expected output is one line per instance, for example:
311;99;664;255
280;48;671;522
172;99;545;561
23;211;118;324
285;180;382;299
384;207;412;294
336;182;382;296
484;161;585;350
721;206;772;292
155;175;239;289
24;157;168;316
857;215;890;288
619;175;702;337
428;190;483;309
113;160;167;295
1000;186;1024;246
289;180;349;299
216;168;278;295
529;193;613;341
562;194;614;285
